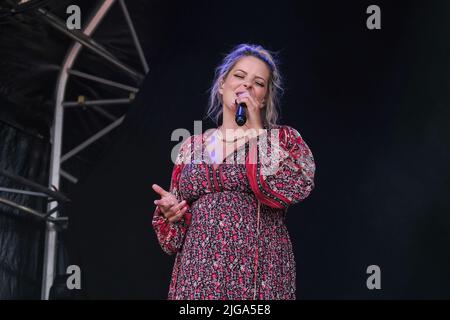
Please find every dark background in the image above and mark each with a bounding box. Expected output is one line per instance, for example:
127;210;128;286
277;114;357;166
0;0;449;299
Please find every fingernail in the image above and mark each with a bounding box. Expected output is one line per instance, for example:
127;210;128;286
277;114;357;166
154;200;157;204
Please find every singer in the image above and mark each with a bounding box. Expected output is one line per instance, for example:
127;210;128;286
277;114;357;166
152;44;315;300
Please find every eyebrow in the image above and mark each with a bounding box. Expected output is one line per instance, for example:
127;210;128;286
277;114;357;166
234;69;267;82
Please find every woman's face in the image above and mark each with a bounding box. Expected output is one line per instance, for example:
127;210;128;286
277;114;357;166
219;56;270;113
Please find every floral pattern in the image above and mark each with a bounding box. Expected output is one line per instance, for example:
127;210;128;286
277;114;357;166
152;125;315;300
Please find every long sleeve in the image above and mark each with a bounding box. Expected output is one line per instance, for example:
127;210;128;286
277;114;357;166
246;125;315;209
152;138;193;255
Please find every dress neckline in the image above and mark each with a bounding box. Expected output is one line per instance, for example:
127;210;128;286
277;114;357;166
202;129;250;170
201;126;272;171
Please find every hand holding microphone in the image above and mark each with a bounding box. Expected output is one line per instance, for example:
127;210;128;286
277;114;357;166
235;100;247;126
234;91;264;129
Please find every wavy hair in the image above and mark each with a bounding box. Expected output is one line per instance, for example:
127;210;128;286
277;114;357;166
205;44;283;127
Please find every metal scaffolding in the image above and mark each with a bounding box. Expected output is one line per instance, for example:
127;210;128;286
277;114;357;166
35;0;149;299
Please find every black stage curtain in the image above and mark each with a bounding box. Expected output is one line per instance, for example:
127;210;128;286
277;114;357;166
59;0;450;299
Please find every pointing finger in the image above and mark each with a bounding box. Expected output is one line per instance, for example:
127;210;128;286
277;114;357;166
152;184;169;197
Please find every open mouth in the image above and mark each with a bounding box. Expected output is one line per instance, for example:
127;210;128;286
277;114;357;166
235;90;248;97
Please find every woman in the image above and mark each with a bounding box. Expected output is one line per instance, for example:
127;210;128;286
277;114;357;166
152;44;315;300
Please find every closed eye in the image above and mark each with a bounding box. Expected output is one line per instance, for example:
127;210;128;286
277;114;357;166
234;73;265;87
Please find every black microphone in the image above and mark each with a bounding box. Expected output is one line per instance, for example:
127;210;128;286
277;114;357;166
235;102;247;126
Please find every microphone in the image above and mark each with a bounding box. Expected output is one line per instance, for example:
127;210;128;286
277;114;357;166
235;102;247;126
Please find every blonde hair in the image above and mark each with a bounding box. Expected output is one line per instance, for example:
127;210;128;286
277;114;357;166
205;44;283;127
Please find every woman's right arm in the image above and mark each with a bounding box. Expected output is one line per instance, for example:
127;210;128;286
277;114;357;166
152;137;193;255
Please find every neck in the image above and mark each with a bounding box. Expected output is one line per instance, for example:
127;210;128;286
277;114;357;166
220;107;264;132
221;109;242;131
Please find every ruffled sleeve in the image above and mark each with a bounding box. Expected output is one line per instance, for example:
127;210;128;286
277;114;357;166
245;125;315;209
152;137;193;255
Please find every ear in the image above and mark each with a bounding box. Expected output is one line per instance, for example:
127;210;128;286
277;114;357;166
260;98;266;109
218;78;224;95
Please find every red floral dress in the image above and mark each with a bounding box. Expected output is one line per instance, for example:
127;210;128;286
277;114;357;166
152;125;315;300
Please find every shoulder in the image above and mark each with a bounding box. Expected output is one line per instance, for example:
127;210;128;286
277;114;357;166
174;135;195;165
179;134;197;150
269;124;303;143
175;129;214;165
271;125;314;158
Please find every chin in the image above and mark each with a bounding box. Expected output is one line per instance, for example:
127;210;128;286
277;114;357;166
226;103;236;111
